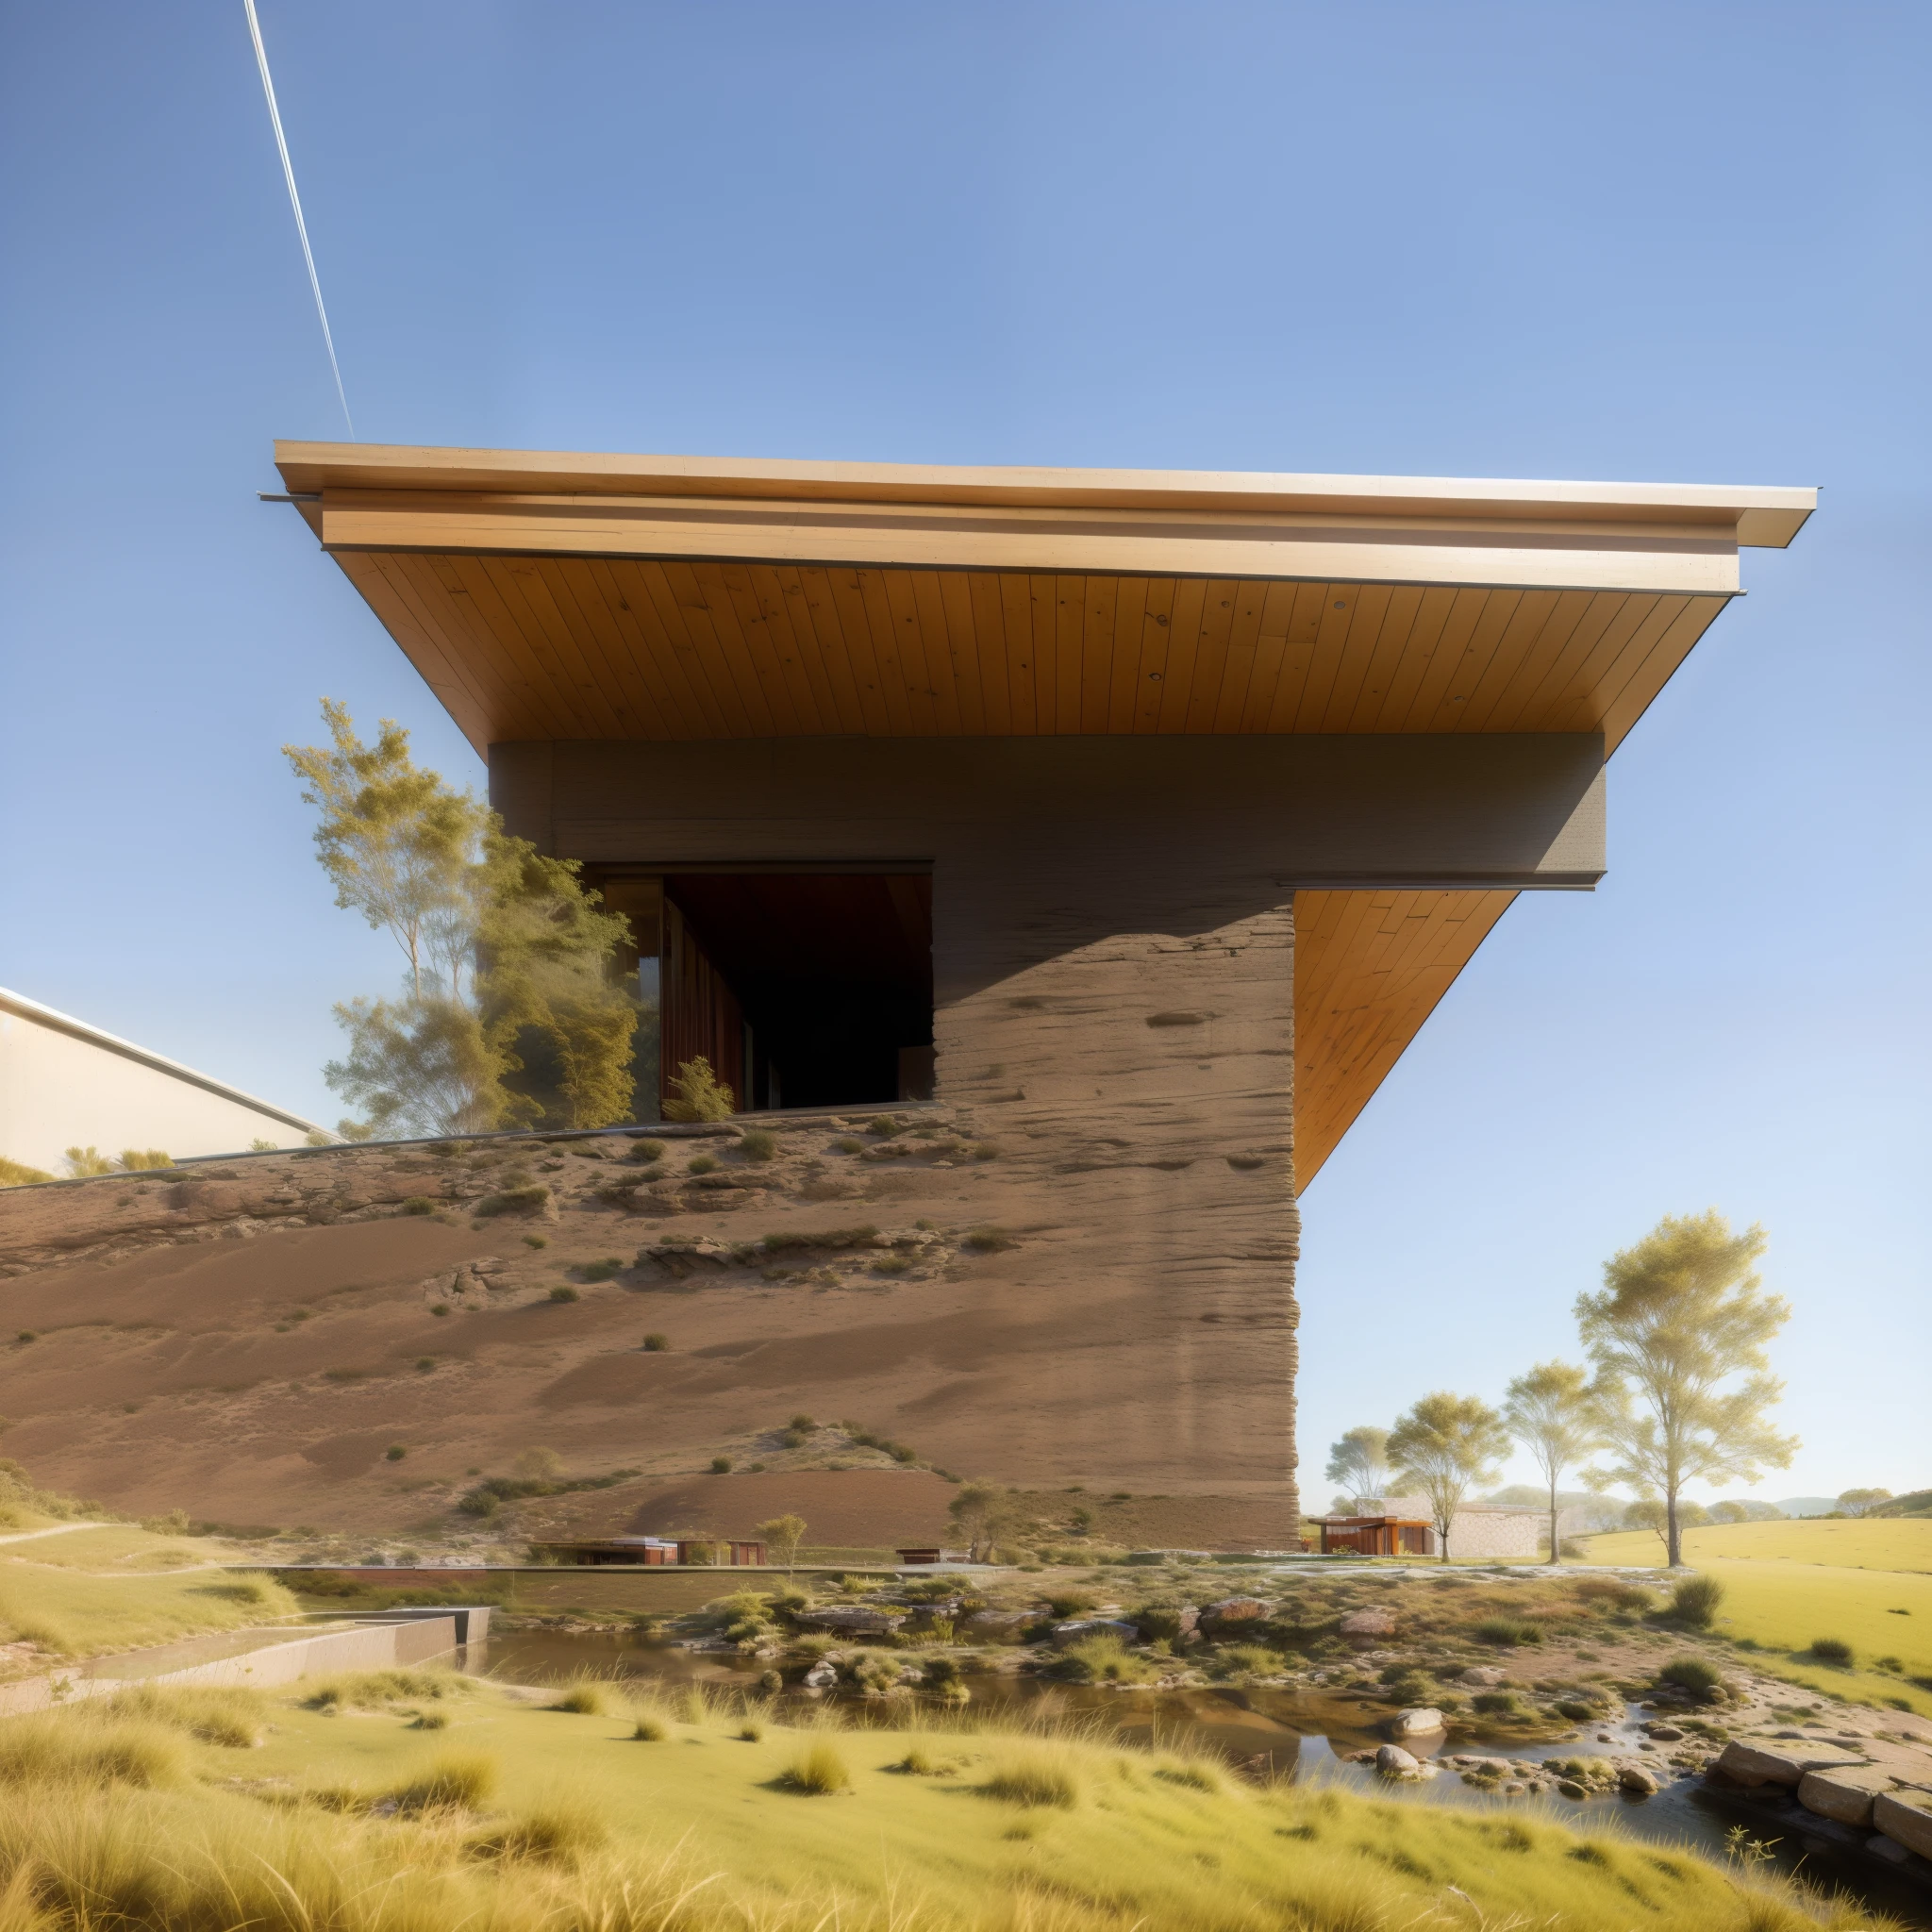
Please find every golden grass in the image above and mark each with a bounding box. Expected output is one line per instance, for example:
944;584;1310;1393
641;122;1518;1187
0;1562;299;1672
0;1524;208;1573
1585;1516;1932;1573
0;1679;1897;1932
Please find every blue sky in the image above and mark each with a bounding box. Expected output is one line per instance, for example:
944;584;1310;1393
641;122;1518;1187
2;4;1925;1503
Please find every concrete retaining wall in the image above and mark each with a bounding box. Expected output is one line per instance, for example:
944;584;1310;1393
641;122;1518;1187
0;1615;461;1719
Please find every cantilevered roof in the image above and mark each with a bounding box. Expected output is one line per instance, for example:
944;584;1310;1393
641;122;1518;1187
272;443;1812;1181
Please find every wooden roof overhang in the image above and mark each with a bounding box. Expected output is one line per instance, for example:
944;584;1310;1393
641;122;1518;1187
273;443;1811;1183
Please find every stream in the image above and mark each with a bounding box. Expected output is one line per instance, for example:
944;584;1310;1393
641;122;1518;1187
476;1629;1930;1926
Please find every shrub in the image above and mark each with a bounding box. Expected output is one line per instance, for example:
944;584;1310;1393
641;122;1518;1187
415;1357;436;1371
1473;1617;1543;1647
627;1139;666;1163
578;1257;625;1281
0;1717;188;1790
687;1155;718;1175
409;1709;450;1730
1670;1574;1725;1628
103;1685;265;1749
1471;1690;1520;1715
523;1235;548;1249
982;1745;1082;1808
1055;1635;1152;1683
548;1679;611;1716
664;1056;735;1122
972;1143;1001;1160
871;1255;913;1275
834;1136;863;1154
780;1428;808;1448
710;1456;733;1474
469;1800;608;1864
739;1129;776;1162
632;1708;670;1741
476;1184;550;1217
867;1116;902;1138
781;1740;852;1794
1657;1656;1723;1695
385;1444;407;1462
382;1750;498;1813
1808;1637;1855;1667
399;1197;436;1215
641;1333;669;1351
548;1286;580;1303
962;1226;1015;1254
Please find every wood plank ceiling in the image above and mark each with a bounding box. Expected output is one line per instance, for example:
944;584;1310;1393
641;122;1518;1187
335;549;1726;759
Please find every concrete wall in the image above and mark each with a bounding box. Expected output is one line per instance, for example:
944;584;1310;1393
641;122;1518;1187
0;992;322;1174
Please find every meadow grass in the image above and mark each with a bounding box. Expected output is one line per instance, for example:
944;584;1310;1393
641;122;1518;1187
1582;1523;1932;1712
0;1556;299;1670
0;1678;1899;1931
0;1524;209;1573
1585;1516;1932;1574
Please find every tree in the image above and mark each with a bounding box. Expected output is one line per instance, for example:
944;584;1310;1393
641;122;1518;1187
1388;1393;1511;1562
1623;1494;1710;1554
758;1513;808;1572
662;1056;735;1123
286;703;639;1138
1837;1489;1892;1518
1324;1426;1393;1512
947;1481;1018;1563
1576;1210;1798;1567
1502;1361;1601;1567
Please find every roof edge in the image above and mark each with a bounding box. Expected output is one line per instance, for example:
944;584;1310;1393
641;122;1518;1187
274;442;1817;547
0;988;327;1138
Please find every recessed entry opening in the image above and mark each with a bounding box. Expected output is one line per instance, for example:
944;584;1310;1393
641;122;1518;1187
590;871;934;1119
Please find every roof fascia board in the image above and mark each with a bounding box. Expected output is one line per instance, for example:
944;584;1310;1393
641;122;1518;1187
314;490;1747;597
275;442;1817;549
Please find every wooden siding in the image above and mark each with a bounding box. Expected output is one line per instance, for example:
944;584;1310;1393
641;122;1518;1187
661;899;744;1111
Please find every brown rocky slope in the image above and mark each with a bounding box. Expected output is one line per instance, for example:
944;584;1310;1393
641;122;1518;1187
0;1113;1297;1545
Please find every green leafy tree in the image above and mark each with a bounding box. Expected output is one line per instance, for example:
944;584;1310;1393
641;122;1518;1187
1388;1393;1511;1562
285;703;638;1138
1576;1210;1797;1567
1502;1361;1601;1566
947;1481;1018;1563
1324;1425;1393;1512
1622;1494;1710;1554
758;1513;808;1572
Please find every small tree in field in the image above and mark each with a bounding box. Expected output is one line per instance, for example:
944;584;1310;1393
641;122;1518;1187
1324;1425;1393;1512
1388;1393;1511;1562
1503;1361;1601;1565
758;1513;808;1573
1837;1488;1891;1518
947;1481;1017;1564
1576;1210;1797;1568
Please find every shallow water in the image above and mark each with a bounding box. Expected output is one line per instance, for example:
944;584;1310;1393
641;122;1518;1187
477;1629;1930;1926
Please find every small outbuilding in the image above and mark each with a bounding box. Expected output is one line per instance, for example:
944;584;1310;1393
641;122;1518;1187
531;1536;766;1566
1312;1513;1434;1557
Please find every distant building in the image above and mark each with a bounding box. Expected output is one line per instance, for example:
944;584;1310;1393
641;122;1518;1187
1316;1495;1543;1561
0;987;326;1175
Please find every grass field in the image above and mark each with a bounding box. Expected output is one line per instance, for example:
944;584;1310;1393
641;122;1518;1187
1582;1517;1932;1713
0;1673;1891;1932
1586;1517;1932;1574
0;1524;298;1673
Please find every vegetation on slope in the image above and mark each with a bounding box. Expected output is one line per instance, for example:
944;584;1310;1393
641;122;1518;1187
0;1674;1894;1932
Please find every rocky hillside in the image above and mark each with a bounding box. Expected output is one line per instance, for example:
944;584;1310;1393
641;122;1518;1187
0;1113;1299;1547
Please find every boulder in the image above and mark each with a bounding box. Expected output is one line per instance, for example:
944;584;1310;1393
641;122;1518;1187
794;1607;906;1636
1388;1707;1445;1738
1798;1765;1896;1828
1339;1607;1396;1639
801;1660;839;1690
1050;1619;1141;1649
1199;1596;1270;1635
1619;1766;1658;1796
1713;1740;1862;1788
1557;1779;1589;1801
1374;1744;1424;1780
1644;1724;1685;1741
1874;1790;1932;1861
958;1609;1036;1643
1460;1666;1507;1688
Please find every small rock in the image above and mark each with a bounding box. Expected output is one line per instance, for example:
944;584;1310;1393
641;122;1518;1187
1460;1666;1507;1688
1050;1618;1140;1648
1619;1766;1658;1796
1646;1724;1685;1741
801;1661;838;1689
1388;1707;1445;1738
1339;1607;1396;1639
1557;1779;1589;1800
1374;1744;1423;1780
1199;1596;1270;1635
795;1607;906;1636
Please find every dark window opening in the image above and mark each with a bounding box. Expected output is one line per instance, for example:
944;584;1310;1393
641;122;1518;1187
590;871;933;1117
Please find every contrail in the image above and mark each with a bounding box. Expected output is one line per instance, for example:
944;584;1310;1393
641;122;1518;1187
242;0;353;436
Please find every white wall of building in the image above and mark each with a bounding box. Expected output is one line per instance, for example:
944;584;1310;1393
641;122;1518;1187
0;990;325;1175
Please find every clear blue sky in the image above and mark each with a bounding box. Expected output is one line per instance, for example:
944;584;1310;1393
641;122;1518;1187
3;4;1925;1506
